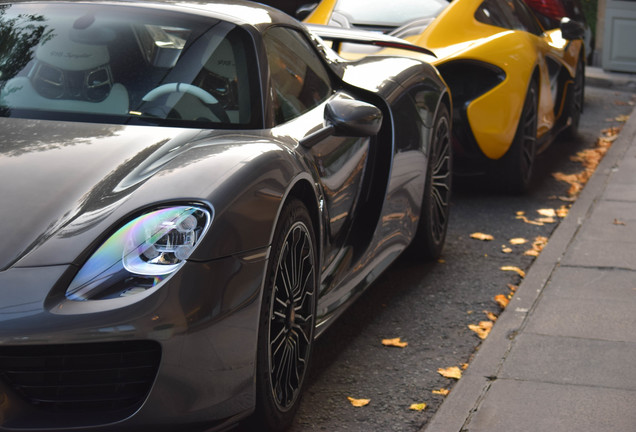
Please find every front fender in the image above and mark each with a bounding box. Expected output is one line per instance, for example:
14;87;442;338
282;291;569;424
176;139;316;261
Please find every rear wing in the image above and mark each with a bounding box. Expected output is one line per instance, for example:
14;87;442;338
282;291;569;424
306;24;436;58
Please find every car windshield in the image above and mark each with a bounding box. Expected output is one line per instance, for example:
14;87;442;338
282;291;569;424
333;0;448;28
0;3;258;128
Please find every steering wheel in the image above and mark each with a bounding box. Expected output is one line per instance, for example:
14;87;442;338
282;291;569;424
142;83;218;104
141;83;230;123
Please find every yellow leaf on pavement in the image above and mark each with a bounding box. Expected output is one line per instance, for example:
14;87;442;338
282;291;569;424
432;388;450;396
347;397;370;407
409;402;427;411
616;114;630;122
500;266;526;277
501;246;512;253
437;366;462;380
509;238;527;245
470;232;494;241
494;294;510;309
382;337;408;348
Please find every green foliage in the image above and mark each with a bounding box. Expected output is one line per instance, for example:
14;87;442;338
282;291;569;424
581;0;598;38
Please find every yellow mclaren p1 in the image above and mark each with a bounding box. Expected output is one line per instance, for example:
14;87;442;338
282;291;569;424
304;0;586;192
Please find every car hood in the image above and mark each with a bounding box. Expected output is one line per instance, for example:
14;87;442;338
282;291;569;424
0;118;213;271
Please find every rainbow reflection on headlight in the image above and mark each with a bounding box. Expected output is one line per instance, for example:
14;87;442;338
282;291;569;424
66;206;211;301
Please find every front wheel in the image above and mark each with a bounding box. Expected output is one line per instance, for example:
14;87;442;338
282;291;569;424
252;199;317;431
411;103;452;260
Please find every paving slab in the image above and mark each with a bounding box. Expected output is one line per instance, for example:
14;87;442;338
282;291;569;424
465;380;636;432
561;202;636;269
500;333;636;389
525;295;636;343
542;266;636;301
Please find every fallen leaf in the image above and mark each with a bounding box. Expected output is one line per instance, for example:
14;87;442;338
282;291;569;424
382;337;408;348
516;211;525;216
516;215;545;226
409;402;427;411
613;218;626;226
602;126;622;137
507;284;518;292
553;172;583;198
556;205;570;218
494;294;510;309
524;236;548;257
536;217;556;224
537;208;556;217
500;266;526;277
432;388;450;396
437;366;462;380
468;321;494;340
470;232;494;241
501;246;512;253
461;363;469;370
616;115;630;122
484;311;498;321
347;397;370;407
509;238;527;245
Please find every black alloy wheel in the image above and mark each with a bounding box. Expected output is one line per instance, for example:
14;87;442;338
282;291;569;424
563;57;585;139
411;103;452;260
499;80;538;193
252;199;317;431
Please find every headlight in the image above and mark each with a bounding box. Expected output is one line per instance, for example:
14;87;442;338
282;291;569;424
66;205;212;301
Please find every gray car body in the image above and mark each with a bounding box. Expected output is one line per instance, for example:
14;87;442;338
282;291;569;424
0;1;449;430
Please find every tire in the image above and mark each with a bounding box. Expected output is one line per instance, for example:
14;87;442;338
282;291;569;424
498;80;538;193
562;57;585;140
252;199;317;431
411;103;452;260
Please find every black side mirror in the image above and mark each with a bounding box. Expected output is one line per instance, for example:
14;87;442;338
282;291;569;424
325;97;382;137
560;17;585;41
296;3;318;21
300;97;382;149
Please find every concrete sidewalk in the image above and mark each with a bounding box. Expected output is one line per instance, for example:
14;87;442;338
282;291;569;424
423;72;636;431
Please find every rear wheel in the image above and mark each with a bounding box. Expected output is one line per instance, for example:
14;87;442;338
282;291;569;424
411;103;452;260
563;57;585;139
252;199;317;431
498;80;538;193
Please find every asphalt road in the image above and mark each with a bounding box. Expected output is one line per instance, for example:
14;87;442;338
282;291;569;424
277;85;636;432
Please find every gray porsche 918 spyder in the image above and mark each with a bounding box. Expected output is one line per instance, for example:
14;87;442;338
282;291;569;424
0;1;451;430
